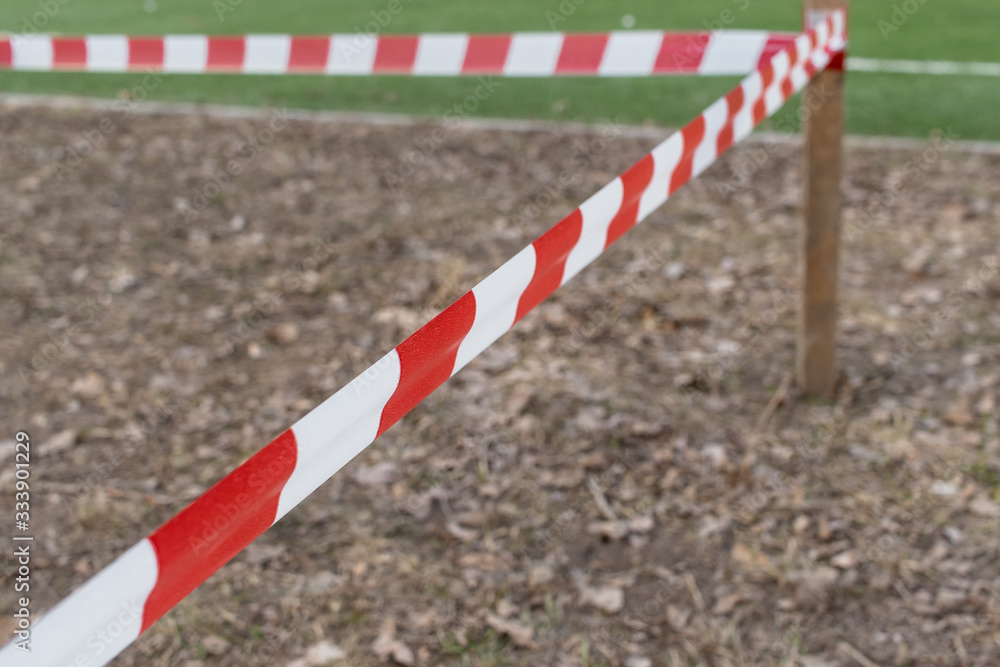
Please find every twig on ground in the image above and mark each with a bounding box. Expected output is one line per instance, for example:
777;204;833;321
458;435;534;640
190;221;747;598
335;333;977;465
587;476;620;521
837;641;883;667
753;371;795;435
683;572;707;615
736;371;794;482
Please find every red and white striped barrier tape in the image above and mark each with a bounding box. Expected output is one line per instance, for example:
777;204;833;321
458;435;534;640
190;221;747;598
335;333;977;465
0;30;798;76
0;11;845;666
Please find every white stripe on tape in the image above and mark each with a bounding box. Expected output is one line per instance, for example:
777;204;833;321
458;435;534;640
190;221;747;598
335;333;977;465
699;30;769;75
505;33;563;76
164;35;208;72
693;97;730;179
453;246;537;374
86;36;129;72
637;132;684;222
11;35;53;70
275;350;402;520
599;31;662;76
732;73;762;143
0;540;158;666
244;35;292;74
785;35;808;91
830;12;847;53
562;177;624;285
763;48;792;115
413;34;468;75
328;35;376;74
807;20;833;73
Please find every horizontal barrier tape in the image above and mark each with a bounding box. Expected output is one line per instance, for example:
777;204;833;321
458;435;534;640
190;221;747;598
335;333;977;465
0;11;845;666
0;30;798;77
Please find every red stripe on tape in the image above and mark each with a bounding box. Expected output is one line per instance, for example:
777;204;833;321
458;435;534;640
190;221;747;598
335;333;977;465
654;33;709;73
717;86;744;155
377;292;477;436
0;39;11;68
462;35;511;73
802;58;818;80
826;50;845;72
818;12;845;72
207;37;246;71
752;63;775;125
556;34;609;74
374;36;419;73
289;37;330;72
606;154;655;247
801;31;820;79
52;38;87;69
516;209;584;322
757;34;797;70
780;43;799;98
142;429;298;632
129;38;165;69
669;116;706;197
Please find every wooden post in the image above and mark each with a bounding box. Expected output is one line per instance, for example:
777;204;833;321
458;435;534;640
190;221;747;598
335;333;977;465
798;0;846;399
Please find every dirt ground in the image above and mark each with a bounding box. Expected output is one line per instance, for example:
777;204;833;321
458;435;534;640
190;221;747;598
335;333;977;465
0;100;998;667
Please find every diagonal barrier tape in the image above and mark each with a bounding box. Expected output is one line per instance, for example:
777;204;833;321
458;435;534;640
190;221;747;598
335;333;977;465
0;31;799;77
0;11;845;666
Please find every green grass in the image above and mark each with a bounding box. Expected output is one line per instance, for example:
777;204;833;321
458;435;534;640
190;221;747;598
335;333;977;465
1;0;998;139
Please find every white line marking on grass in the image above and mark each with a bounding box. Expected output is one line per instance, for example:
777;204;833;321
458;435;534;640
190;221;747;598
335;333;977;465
848;57;1000;77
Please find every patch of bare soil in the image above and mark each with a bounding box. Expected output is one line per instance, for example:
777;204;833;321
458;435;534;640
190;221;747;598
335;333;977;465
0;103;998;666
